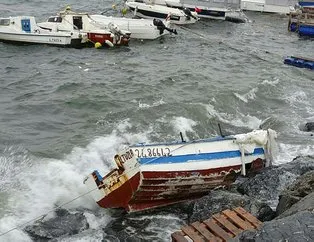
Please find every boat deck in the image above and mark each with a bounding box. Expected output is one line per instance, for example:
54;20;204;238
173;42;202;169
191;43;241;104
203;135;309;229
171;207;262;242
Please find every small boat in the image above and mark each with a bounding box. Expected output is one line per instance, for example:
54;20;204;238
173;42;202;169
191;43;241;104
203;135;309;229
125;0;199;25
0;16;83;47
152;0;248;23
288;7;314;37
84;129;277;212
299;0;314;7
284;56;314;70
37;7;131;48
240;0;297;14
89;15;177;40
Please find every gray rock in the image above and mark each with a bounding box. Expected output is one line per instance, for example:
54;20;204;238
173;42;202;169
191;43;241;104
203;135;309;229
232;210;314;242
277;192;314;219
303;122;314;132
276;170;314;216
188;189;275;223
24;209;89;241
237;156;314;208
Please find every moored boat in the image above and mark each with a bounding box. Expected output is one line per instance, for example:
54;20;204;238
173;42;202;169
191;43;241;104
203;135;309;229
84;129;277;212
37;7;131;48
240;0;297;14
0;16;83;47
89;14;177;40
125;0;199;25
152;0;248;23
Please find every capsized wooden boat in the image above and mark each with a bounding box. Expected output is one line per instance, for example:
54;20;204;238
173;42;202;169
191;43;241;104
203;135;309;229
89;15;177;40
125;0;199;25
37;7;130;47
0;16;82;47
84;129;277;212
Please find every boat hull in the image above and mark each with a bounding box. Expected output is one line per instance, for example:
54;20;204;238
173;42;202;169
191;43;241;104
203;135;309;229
0;32;81;47
84;129;277;212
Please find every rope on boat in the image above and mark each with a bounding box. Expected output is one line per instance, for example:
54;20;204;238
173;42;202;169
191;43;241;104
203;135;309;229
0;186;99;238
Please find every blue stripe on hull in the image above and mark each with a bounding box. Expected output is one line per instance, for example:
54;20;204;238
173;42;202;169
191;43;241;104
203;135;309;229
139;147;264;165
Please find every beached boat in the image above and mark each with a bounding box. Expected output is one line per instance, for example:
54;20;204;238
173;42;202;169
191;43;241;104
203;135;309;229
0;16;83;47
151;0;248;23
84;129;277;212
89;15;177;40
125;0;199;24
240;0;297;14
37;7;130;48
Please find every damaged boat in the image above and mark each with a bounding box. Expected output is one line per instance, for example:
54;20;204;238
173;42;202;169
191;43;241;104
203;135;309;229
84;129;277;212
37;7;130;48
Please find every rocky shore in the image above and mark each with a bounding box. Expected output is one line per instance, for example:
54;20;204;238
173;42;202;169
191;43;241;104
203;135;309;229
24;120;314;242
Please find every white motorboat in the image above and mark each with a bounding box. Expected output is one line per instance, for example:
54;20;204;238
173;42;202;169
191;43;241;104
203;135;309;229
0;16;83;47
125;0;199;25
37;7;131;47
240;0;297;14
88;15;177;40
148;0;248;23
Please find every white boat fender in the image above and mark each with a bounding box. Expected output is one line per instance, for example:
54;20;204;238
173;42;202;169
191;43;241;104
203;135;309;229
105;40;114;47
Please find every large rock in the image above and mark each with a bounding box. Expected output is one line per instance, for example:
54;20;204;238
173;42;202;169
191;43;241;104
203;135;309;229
232;210;314;242
187;189;275;223
303;122;314;132
276;170;314;216
276;192;314;219
24;209;89;241
237;156;314;208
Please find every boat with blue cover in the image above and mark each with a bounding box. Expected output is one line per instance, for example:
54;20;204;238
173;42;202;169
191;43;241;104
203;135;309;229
83;129;277;212
284;56;314;70
288;6;314;37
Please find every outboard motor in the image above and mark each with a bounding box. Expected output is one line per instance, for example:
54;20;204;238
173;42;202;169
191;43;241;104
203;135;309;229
183;7;198;20
153;18;177;35
108;22;130;44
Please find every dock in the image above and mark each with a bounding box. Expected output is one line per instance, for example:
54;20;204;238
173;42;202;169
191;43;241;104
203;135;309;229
171;207;262;242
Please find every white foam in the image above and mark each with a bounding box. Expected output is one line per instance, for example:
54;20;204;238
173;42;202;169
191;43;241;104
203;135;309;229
170;117;197;141
138;98;165;109
0;119;152;241
234;87;258;103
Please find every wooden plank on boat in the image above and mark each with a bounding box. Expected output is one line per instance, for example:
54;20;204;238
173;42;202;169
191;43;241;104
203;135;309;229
221;209;254;230
171;207;263;242
191;221;222;242
233;207;263;228
181;225;206;242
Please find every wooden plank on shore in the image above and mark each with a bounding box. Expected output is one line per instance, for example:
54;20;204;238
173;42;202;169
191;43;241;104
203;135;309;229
233;207;263;228
171;231;189;242
191;221;222;242
181;225;205;242
222;209;254;230
203;219;233;242
212;214;242;236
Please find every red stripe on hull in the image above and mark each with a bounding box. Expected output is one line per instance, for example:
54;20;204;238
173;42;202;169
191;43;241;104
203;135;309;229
141;164;243;179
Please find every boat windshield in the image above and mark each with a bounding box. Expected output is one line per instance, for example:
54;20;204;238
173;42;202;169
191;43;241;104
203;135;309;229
47;16;62;23
0;19;10;26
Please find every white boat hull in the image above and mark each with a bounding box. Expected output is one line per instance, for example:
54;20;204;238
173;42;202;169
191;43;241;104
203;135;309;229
126;1;199;25
240;0;296;14
89;15;168;39
0;31;74;46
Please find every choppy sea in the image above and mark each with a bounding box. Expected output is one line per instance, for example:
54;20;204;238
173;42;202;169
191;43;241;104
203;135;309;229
0;0;313;241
